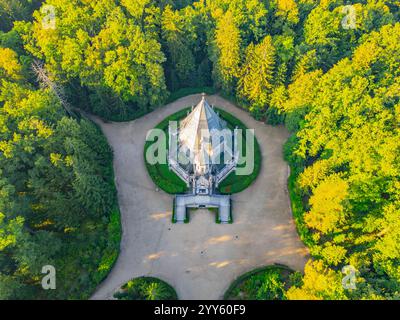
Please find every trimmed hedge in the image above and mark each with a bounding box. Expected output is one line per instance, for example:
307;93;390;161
90;141;122;288
92;206;122;284
283;136;315;248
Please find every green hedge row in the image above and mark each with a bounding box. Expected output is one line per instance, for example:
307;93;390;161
283;136;315;248
89;147;122;290
92;206;122;284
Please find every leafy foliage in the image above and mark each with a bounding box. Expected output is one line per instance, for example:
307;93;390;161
0;46;120;299
224;265;295;300
1;0;400;300
284;22;400;300
114;277;178;300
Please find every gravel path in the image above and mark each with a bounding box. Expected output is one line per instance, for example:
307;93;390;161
90;94;309;300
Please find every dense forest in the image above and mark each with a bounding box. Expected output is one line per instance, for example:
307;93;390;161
0;0;399;299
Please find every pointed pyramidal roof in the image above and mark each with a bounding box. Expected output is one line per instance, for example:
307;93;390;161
178;94;227;175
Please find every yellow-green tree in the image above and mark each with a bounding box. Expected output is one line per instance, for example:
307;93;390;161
237;35;276;114
287;260;347;300
211;10;242;92
304;174;348;235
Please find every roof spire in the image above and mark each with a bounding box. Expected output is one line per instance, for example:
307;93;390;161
178;95;227;175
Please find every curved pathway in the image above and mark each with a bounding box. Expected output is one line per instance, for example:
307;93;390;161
91;94;309;300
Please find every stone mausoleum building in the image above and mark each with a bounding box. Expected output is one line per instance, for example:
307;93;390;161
168;94;239;223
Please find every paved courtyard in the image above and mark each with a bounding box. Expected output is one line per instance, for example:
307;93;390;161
91;94;309;300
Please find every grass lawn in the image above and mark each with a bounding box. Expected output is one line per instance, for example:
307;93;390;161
144;108;191;194
224;265;297;300
144;107;261;195
214;108;261;194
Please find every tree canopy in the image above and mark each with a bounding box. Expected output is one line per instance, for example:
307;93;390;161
1;0;399;299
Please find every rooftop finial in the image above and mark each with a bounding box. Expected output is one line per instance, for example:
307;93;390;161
201;92;206;100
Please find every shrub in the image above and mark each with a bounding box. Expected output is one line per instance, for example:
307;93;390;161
265;107;285;125
114;277;178;300
92;207;122;284
224;265;295;300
